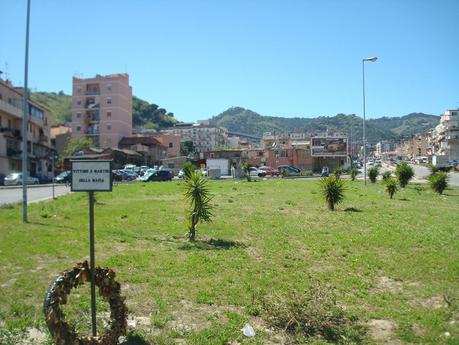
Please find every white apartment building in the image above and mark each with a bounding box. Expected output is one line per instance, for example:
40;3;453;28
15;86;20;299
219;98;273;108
430;109;459;160
161;123;228;153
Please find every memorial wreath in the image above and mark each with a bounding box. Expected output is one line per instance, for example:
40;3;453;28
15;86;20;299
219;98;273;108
43;261;128;345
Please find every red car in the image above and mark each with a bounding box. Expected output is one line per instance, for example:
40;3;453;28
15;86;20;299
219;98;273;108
259;166;281;177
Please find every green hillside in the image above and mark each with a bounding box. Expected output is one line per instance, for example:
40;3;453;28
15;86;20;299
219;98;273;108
210;107;439;142
31;91;176;129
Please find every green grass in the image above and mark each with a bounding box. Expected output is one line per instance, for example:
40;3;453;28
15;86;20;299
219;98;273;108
0;179;458;344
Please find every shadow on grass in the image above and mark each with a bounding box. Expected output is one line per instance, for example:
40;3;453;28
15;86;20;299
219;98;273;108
344;207;362;212
399;198;410;201
178;238;246;251
121;333;152;345
28;221;78;229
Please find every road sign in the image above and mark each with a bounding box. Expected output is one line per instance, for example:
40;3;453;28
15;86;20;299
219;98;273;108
71;160;113;192
70;159;113;336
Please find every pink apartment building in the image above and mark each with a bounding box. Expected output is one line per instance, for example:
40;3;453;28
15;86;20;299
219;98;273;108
71;74;132;148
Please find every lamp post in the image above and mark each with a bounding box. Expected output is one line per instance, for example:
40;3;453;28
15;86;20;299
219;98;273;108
22;0;31;223
362;56;377;185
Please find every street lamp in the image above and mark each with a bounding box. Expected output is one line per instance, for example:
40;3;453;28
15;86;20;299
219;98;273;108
362;56;377;185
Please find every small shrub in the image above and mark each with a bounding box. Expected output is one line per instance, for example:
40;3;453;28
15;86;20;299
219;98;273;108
260;282;365;343
382;171;392;181
333;167;345;178
384;178;398;199
428;164;440;176
395;162;414;188
301;170;314;177
429;172;448;195
242;161;251;182
319;176;345;211
368;166;379;183
350;168;359;181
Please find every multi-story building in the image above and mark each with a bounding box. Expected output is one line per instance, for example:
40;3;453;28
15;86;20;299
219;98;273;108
50;124;72;156
399;133;431;159
162;122;228;153
71;74;132;148
430;109;459;160
375;140;398;158
0;78;53;178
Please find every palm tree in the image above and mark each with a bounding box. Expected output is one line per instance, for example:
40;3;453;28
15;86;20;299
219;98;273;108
384;178;398;199
184;171;214;241
319;176;346;211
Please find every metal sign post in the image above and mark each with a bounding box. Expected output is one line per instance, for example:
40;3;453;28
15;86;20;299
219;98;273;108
71;160;112;336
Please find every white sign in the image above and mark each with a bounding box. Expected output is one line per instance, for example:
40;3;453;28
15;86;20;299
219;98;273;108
71;160;112;192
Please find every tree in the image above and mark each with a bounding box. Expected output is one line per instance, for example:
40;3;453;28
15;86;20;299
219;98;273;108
384;178;398;199
429;172;448;195
395;162;414;188
368;166;379;183
319;176;346;211
350;167;359;181
333;167;345;179
60;137;93;166
180;141;195;156
184;171;214;241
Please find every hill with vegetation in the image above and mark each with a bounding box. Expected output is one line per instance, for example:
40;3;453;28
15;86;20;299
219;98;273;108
31;91;176;129
210;107;439;142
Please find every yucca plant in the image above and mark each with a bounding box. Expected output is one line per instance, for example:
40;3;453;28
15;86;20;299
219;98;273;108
319;176;346;211
382;171;392;181
428;164;440;176
368;166;379;183
242;161;251;182
429;172;448;195
350;167;359;181
384;177;398;199
333;167;345;179
395;162;414;188
184;171;214;241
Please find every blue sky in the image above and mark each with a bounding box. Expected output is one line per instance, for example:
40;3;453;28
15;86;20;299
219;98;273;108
1;0;458;122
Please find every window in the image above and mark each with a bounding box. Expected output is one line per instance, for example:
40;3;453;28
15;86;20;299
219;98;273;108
107;83;112;91
77;87;82;94
77;112;81;118
8;119;11;128
106;97;112;105
76;125;81;131
107;111;112;118
77;99;82;106
0;93;2;100
0;116;2;127
281;150;288;158
168;142;173;148
107;124;111;130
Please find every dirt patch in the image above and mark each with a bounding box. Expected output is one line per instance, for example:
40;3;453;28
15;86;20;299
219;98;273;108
372;276;403;293
1;278;16;288
411;323;426;337
17;328;47;345
368;319;398;342
421;295;448;309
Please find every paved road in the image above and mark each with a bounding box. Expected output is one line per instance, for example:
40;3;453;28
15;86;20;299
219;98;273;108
0;185;71;205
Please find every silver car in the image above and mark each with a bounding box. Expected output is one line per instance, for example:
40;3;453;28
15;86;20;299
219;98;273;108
4;172;39;186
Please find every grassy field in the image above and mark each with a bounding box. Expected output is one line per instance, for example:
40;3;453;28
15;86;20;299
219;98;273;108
0;178;458;344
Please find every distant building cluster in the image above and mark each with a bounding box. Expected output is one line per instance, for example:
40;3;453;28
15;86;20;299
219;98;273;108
1;70;457;179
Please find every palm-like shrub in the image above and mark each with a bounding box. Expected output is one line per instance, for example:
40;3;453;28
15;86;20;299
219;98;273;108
242;161;251;181
428;164;440;176
183;161;197;180
319;176;346;211
429;172;448;195
368;166;379;183
382;171;392;181
333;167;345;179
184;171;214;241
384;177;398;199
350;168;359;181
395;162;414;188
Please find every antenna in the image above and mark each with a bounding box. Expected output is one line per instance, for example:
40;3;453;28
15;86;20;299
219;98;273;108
4;62;9;80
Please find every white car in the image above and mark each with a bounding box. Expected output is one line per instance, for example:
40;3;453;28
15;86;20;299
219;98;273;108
4;172;39;186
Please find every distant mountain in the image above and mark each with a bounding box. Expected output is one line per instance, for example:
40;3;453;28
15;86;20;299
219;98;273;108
31;91;176;129
209;107;440;142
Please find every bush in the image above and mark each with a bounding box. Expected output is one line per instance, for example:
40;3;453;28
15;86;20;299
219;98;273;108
184;171;214;241
333;167;345;178
260;282;365;343
384;178;398;199
395;162;414;188
382;171;392;181
368;166;379;183
319;176;345;211
429;172;448;195
350;168;359;181
428;164;440;176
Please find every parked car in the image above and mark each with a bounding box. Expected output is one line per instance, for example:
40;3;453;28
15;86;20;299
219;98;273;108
0;174;5;186
54;171;71;184
112;170;123;181
248;167;266;178
277;165;301;175
121;170;138;181
143;170;173;182
259;166;280;177
4;172;39;186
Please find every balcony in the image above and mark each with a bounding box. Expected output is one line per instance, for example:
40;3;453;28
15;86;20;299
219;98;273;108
0;127;22;140
85;102;99;110
85;91;100;96
0;99;23;119
7;148;22;158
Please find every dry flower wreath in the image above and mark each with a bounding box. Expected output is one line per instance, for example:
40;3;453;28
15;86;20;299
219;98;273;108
43;261;128;345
